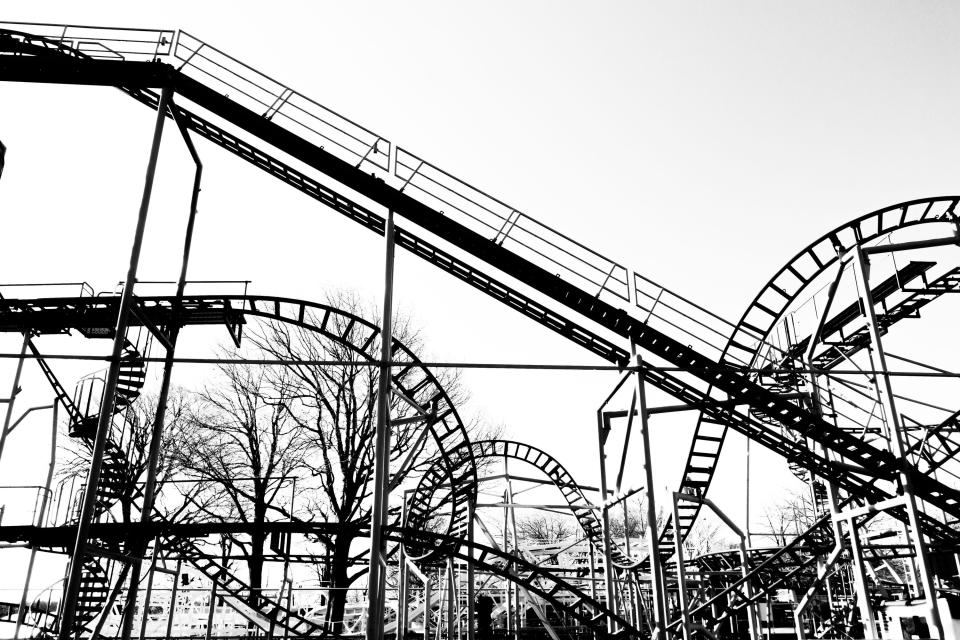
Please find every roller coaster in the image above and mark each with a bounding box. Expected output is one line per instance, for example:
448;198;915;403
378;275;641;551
0;20;958;640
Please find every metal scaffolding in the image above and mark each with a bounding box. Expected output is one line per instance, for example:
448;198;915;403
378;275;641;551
0;20;958;640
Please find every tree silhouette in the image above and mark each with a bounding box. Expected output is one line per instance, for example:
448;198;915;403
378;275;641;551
247;293;477;631
175;363;312;607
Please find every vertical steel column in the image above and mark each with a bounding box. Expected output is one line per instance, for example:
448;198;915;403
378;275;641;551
283;482;295;640
455;563;462;640
14;403;56;640
672;493;691;640
738;541;760;640
57;85;172;640
446;559;456;640
621;499;636;627
851;245;943;638
632;350;667;636
466;500;475;640
204;575;218;640
744;437;752;548
366;208;397;640
398;496;410;639
588;541;597;616
120;103;203;640
0;334;29;465
165;560;182;640
398;563;409;639
899;519;921;596
846;516;878;635
504;457;522;637
423;574;431;640
800;261;850;639
502;485;512;639
595;411;617;632
137;545;160;640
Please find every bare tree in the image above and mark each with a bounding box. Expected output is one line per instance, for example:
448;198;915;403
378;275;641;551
175;363;312;606
517;514;576;545
607;502;664;541
684;517;734;558
247;293;479;631
60;390;195;530
760;490;818;546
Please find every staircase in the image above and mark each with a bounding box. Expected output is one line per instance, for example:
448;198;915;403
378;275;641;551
6;24;960;547
5;24;960;638
25;327;151;635
74;555;111;630
69;336;147;438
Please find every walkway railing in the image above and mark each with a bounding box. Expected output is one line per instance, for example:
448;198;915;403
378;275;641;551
0;21;777;365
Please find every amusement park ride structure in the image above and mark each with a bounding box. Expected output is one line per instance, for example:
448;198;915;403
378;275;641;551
0;20;958;640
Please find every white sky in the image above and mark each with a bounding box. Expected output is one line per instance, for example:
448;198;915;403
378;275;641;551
1;0;959;600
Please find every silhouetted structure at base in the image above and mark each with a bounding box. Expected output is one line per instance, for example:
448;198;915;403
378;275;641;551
476;594;494;640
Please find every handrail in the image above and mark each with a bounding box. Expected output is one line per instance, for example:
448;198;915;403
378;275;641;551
0;21;786;365
0;282;93;299
0;22;172;59
172;30;390;172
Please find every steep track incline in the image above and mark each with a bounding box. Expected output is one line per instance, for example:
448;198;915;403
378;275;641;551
2;23;960;568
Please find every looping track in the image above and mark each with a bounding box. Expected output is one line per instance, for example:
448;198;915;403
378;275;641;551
2;22;960;639
661;198;960;563
5;24;957;539
447;439;641;570
0;294;478;634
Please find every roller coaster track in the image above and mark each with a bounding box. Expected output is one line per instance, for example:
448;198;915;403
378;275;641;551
4;25;960;538
659;254;960;559
0;293;478;543
384;527;643;639
1;291;951;550
0;518;642;640
668;511;918;635
669;516;832;634
28;332;149;633
907;408;960;474
663;199;960;557
0;293;478;636
454;439;638;569
2;23;960;636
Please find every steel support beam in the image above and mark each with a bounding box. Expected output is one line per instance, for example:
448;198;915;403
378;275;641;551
596;410;618;632
676;493;759;640
57;84;172;640
365;208;396;640
0;334;28;466
466;499;475;640
672;493;691;640
118;94;204;640
851;244;943;639
14;403;56;640
633;349;667;638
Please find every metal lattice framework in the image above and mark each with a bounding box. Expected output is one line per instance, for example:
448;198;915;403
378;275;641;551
0;20;958;640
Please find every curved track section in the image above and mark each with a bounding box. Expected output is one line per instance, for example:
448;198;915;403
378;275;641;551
1;294;476;635
230;297;478;551
667;516;832;634
5;294;478;548
6;28;960;547
659;197;960;559
729;197;959;364
660;200;960;633
443;439;640;569
3;25;960;638
384;527;642;639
